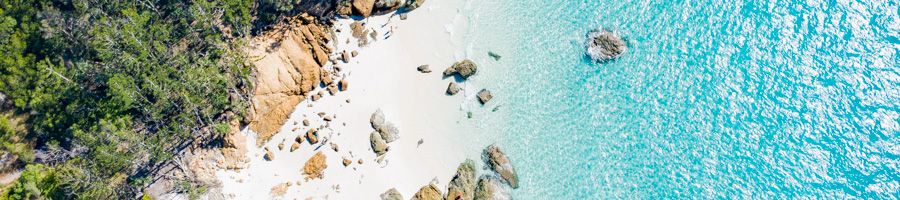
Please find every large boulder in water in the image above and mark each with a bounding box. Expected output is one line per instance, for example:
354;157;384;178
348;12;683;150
586;29;626;62
443;59;478;79
483;145;519;189
474;175;511;200
447;159;477;200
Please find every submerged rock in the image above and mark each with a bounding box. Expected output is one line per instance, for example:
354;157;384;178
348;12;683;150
370;131;389;156
586;29;627;62
446;82;460;95
488;51;501;61
477;89;493;104
412;184;443;200
443;59;478;79
447;159;477;200
483;145;518;188
474;175;510;200
379;122;400;143
381;188;403;200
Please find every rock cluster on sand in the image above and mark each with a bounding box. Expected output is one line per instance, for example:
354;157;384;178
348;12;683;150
443;59;478;79
369;109;400;156
586;29;627;62
380;188;403;200
302;152;327;180
447;159;477;200
412;184;443;200
484;145;519;188
477;89;493;104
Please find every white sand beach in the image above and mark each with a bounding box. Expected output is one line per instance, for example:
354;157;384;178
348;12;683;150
214;1;495;199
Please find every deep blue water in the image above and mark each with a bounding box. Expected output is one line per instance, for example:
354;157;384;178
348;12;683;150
463;0;900;198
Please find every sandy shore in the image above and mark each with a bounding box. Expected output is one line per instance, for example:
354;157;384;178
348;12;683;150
215;1;493;199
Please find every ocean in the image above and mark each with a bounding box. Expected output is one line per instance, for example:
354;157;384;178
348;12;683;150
459;0;900;198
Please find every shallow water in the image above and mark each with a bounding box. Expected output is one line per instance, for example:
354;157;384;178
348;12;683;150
460;0;900;198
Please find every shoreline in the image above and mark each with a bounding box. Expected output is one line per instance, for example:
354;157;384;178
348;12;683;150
214;1;494;199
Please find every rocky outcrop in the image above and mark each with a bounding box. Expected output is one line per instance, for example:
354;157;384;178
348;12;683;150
483;145;518;188
447;159;477;200
443;60;478;79
477;89;492;104
370;131;389;156
586;29;626;62
474;175;510;200
302;152;327;180
412;184;443;200
218;119;249;169
381;188;403;200
446;82;460;95
247;16;332;145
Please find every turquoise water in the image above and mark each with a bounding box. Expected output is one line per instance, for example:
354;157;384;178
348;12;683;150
463;0;900;198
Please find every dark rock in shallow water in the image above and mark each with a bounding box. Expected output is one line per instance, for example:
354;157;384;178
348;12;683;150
446;82;460;95
417;65;432;73
586;29;627;62
412;184;442;200
443;59;478;79
488;51;501;61
474;175;510;200
447;159;477;200
477;89;493;104
483;145;518;188
381;188;403;200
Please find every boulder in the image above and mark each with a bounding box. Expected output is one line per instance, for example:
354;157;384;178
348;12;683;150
352;50;359;57
352;0;375;17
412;184;442;200
342;50;351;63
263;147;275;161
327;84;339;95
370;131;389;156
342;158;352;167
378;122;400;143
302;152;327;180
447;159;477;200
586;29;627;62
483;145;518;188
306;128;319;144
290;142;300;152
443;59;478;79
339;79;349;91
474;175;510;200
303;119;310;126
370;109;386;130
337;3;353;17
373;0;405;15
446;82;461;95
417;65;432;73
380;188;403;200
405;0;425;11
477;89;492;104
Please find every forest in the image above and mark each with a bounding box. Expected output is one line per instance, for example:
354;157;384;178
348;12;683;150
0;0;327;199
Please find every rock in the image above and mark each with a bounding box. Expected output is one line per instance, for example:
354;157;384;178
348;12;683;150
327;84;339;95
290;142;300;152
270;182;291;197
339;79;349;91
352;0;375;17
302;152;327;180
474;175;510;200
342;50;351;63
342;158;352;167
477;89;493;104
331;143;340;152
380;188;403;200
370;109;386;130
417;65;432;73
443;59;478;79
312;93;322;101
378;122;400;143
586;29;627;62
412;184;442;200
323;115;334;121
358;159;364;164
322;73;334;85
370;131;389;156
483;145;518;188
351;22;370;46
447;159;477;200
263;147;275;161
399;13;408;20
306;128;319;144
446;82;460;95
352;50;359;57
303;119;310;126
373;0;405;15
405;0;425;11
277;142;285;150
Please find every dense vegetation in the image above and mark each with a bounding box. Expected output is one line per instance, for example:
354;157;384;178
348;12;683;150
0;0;325;199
